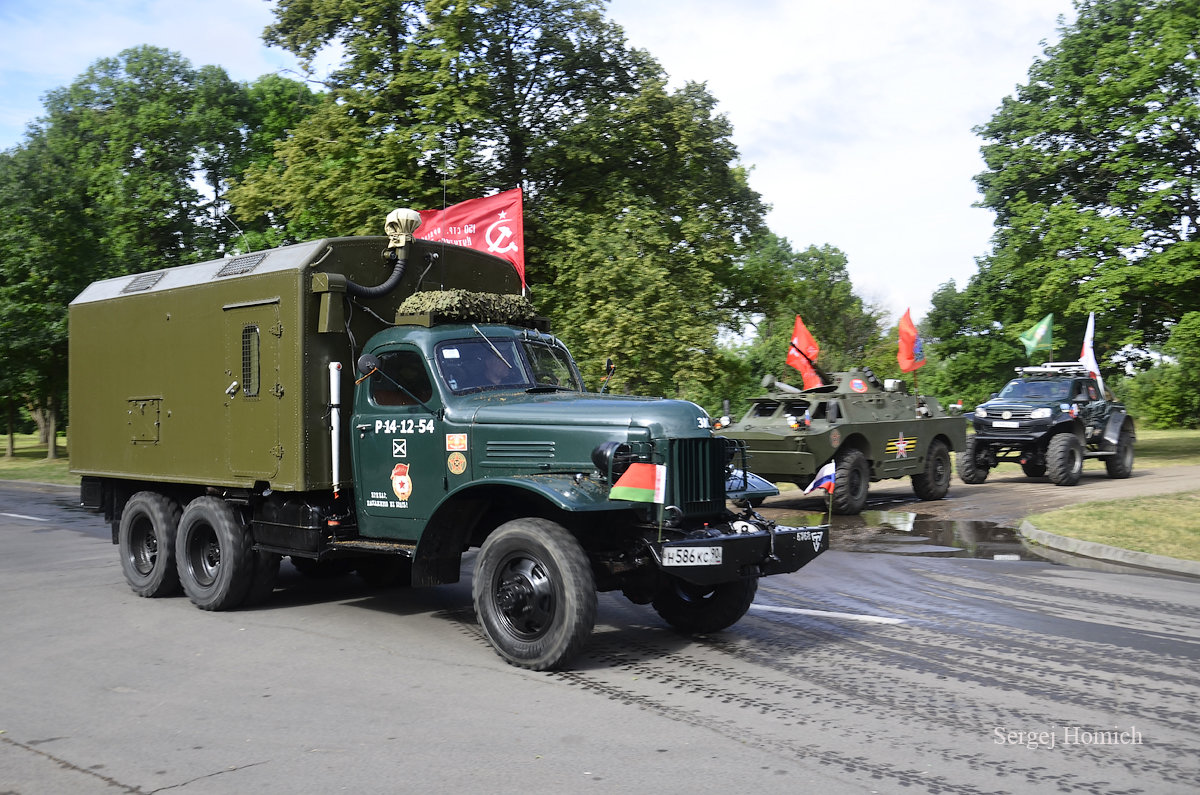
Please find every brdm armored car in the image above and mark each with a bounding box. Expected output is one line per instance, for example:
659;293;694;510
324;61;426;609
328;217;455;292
720;370;967;515
69;209;829;671
959;362;1135;486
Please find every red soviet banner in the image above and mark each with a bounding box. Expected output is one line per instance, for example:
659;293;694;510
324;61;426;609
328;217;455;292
416;187;526;286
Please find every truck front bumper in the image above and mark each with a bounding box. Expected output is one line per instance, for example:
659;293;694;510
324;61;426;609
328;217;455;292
650;523;830;586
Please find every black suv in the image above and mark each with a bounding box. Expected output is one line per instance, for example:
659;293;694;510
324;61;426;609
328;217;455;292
959;363;1135;486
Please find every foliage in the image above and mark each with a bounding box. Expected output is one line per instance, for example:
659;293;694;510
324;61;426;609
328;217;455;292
1116;311;1200;427
930;0;1200;411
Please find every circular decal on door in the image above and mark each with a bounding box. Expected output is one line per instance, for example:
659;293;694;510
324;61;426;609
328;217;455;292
447;452;468;475
850;378;868;393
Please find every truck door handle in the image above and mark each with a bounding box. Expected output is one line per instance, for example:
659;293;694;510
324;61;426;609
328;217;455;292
225;381;239;397
356;423;373;434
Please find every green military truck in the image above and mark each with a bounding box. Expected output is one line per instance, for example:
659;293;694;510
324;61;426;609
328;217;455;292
719;370;967;515
69;210;827;670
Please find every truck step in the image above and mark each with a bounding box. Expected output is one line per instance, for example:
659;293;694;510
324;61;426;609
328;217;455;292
328;539;417;556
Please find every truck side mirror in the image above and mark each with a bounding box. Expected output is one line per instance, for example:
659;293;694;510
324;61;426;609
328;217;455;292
357;353;382;376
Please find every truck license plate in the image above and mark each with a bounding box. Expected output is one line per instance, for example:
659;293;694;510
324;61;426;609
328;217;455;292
663;546;723;566
994;420;1019;428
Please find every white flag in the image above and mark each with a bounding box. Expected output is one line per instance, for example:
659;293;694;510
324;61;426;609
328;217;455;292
1079;312;1106;395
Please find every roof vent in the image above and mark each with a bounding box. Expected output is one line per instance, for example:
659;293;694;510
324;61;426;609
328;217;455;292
121;271;165;294
216;252;268;278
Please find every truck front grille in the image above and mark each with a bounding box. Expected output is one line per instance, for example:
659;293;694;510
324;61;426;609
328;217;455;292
667;437;727;517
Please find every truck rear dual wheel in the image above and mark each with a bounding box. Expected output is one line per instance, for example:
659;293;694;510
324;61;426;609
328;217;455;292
651;577;758;634
1047;434;1084;486
911;440;951;501
118;491;182;597
176;497;256;611
473;519;597;671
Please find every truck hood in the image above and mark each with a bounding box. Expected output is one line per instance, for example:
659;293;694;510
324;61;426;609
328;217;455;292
455;391;712;439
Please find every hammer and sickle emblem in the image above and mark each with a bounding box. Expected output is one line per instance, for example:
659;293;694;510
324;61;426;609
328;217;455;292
486;219;518;255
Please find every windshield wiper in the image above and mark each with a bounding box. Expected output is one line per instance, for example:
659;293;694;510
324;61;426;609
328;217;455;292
472;323;512;369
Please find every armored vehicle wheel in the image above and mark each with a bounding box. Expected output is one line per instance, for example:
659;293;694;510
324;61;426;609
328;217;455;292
175;497;255;611
242;551;281;607
957;436;990;484
1046;434;1084;486
651;577;758;634
1105;430;1135;479
912;439;951;501
832;448;869;515
1021;462;1047;478
118;492;182;598
473;518;596;671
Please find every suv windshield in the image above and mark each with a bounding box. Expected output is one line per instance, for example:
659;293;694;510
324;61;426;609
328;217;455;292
436;338;583;394
998;379;1073;402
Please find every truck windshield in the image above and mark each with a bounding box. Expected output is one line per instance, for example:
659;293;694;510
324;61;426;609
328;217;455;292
435;338;583;394
999;379;1073;401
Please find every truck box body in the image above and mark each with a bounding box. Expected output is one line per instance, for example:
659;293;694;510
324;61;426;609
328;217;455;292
69;237;521;492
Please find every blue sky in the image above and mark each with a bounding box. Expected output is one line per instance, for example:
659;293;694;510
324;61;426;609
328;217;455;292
0;0;1076;323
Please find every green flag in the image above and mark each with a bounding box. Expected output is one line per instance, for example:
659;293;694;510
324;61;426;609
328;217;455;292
1018;313;1054;359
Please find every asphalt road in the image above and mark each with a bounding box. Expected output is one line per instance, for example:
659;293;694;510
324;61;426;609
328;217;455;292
2;475;1198;794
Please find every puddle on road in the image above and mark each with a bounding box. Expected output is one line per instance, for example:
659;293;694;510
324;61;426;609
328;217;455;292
771;509;1047;561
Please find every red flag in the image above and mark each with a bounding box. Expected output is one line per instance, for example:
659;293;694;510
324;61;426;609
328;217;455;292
786;315;823;390
416;188;525;286
897;309;926;372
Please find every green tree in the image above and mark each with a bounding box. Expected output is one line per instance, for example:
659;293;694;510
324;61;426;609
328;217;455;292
972;0;1200;358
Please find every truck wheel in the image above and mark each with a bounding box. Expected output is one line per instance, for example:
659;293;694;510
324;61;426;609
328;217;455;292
1021;462;1047;478
473;518;597;671
176;497;255;611
118;492;182;597
651;577;758;634
1046;434;1084;486
911;439;951;501
1105;430;1135;479
957;436;990;484
242;551;281;607
832;448;869;515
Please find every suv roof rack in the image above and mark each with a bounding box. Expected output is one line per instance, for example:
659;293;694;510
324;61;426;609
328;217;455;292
1014;362;1088;376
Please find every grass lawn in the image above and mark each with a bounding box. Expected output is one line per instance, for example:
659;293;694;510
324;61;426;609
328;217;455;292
1027;491;1200;563
0;433;75;485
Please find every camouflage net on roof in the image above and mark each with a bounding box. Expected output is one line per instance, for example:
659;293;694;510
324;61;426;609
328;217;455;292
396;289;536;325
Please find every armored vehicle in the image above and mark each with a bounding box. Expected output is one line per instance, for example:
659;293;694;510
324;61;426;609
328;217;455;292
719;370;967;515
69;210;827;671
959;362;1134;486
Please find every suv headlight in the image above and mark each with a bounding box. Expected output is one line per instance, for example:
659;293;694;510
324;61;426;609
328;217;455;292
1030;407;1052;419
975;406;988;418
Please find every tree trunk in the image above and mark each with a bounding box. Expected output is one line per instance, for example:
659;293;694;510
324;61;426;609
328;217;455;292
30;405;48;444
4;400;13;458
45;399;58;461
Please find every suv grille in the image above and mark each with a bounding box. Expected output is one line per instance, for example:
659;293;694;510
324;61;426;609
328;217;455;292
991;407;1033;419
667;437;726;517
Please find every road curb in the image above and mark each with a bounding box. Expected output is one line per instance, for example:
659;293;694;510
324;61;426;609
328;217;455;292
1019;519;1200;579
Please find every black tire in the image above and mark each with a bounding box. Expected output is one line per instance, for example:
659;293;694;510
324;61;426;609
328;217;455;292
1105;430;1135;479
175;497;255;610
957;436;991;484
651;577;758;634
118;492;182;597
912;439;952;501
473;518;596;671
242;551;281;607
832;448;869;515
1046;434;1084;486
1021;462;1047;478
357;556;413;589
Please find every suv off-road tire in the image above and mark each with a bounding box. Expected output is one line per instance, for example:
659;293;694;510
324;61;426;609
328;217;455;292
832;447;870;515
1105;429;1135;479
118;491;182;598
652;577;758;634
175;497;255;610
1021;462;1047;478
912;439;951;501
1046;434;1084;486
473;518;597;671
957;436;991;484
